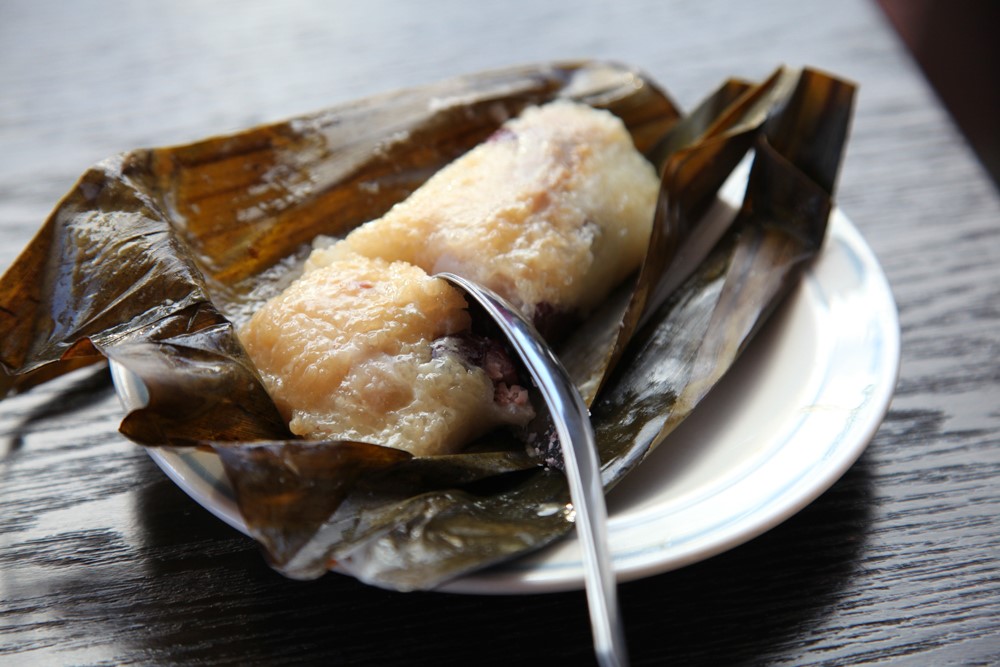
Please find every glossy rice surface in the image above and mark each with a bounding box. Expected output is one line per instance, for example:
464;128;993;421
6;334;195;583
240;253;532;454
324;100;659;318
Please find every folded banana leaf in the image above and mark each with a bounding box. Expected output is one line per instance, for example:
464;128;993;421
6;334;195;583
561;68;793;403
0;61;854;590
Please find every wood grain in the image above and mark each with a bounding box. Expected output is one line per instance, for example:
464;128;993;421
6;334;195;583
1;0;998;664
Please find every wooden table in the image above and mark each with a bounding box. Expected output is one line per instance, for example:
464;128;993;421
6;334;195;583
2;1;998;664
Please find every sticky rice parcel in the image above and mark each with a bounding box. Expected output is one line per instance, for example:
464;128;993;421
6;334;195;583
239;100;659;455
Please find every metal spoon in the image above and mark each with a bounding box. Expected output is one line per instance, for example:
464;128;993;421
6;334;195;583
437;272;628;667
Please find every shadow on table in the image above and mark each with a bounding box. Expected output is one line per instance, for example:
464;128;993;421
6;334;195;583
116;447;874;666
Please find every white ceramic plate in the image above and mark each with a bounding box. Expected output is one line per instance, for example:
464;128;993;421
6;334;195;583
111;203;900;595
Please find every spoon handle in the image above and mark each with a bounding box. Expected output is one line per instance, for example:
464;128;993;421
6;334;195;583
437;273;628;667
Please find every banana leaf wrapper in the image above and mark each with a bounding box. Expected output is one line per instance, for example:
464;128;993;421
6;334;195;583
0;61;855;590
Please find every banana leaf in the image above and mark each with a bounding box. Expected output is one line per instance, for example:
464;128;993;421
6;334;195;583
0;61;854;590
